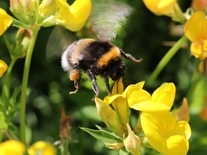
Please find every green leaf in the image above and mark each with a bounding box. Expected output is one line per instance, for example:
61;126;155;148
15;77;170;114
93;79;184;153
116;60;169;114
95;125;123;139
80;126;122;143
119;149;130;155
0;112;8;130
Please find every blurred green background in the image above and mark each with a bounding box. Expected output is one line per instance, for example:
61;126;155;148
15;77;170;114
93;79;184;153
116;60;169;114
1;0;207;154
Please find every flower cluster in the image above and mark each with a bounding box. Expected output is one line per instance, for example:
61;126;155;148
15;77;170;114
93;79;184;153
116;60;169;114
0;0;92;78
9;0;92;31
94;79;191;155
143;0;207;60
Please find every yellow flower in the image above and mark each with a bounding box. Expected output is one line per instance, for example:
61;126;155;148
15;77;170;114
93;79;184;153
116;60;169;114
0;59;8;78
0;8;12;36
129;83;175;112
0;140;25;155
141;111;191;155
103;80;145;127
143;0;176;16
28;141;56;155
54;0;92;31
184;11;207;60
0;140;56;155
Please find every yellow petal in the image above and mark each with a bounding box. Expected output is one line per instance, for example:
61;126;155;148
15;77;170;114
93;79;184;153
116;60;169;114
163;135;189;155
151;82;175;109
104;94;123;104
140;112;167;153
0;59;8;78
168;121;191;140
124;81;147;107
123;81;145;96
70;0;92;20
55;0;91;31
190;40;207;60
28;141;56;155
127;89;151;107
131;100;170;112
184;11;207;42
112;78;124;95
0;8;12;36
158;0;176;8
39;0;57;16
141;112;191;155
143;0;175;15
0;140;25;155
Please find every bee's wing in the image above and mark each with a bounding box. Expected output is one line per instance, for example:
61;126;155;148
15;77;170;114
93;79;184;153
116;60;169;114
89;1;132;41
46;26;76;61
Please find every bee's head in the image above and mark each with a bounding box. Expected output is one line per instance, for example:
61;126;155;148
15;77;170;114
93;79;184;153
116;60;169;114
109;64;126;81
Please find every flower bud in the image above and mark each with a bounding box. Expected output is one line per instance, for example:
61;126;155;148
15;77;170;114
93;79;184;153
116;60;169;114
111;78;129;130
10;0;39;24
192;0;207;11
11;28;32;59
95;97;124;136
105;142;124;150
173;98;190;122
123;124;141;155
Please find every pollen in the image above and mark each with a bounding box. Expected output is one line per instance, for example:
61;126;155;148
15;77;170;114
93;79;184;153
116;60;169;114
69;69;80;81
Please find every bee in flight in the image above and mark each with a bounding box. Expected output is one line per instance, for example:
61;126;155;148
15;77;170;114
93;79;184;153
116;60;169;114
50;2;142;96
61;38;142;96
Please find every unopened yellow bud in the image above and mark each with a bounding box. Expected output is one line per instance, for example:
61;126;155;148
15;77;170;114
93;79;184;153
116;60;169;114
123;124;141;155
95;97;124;136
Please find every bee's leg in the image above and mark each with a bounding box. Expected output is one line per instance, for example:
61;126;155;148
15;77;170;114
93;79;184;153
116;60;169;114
119;48;142;63
70;79;80;94
102;75;111;95
87;69;99;97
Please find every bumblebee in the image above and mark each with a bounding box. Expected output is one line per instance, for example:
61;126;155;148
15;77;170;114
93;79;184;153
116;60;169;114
61;38;142;96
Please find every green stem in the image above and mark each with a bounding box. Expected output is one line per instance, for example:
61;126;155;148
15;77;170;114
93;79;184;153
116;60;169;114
19;25;40;145
147;35;187;85
61;139;70;155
